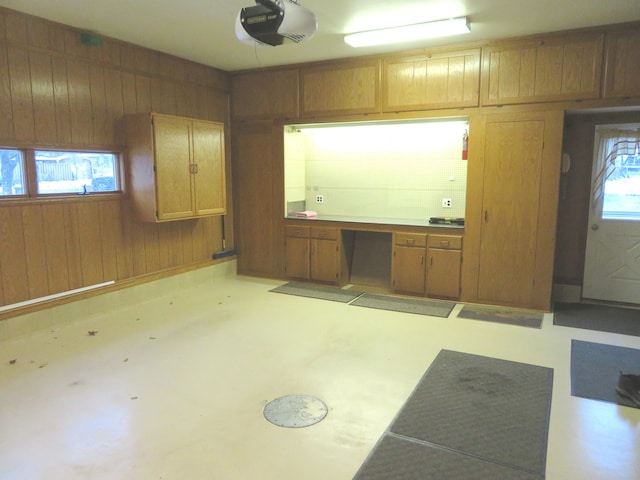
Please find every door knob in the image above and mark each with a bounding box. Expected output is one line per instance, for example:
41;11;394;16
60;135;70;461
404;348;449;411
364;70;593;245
591;224;599;231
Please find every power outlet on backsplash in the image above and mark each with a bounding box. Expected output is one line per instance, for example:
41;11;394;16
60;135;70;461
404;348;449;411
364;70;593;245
442;198;452;208
316;195;324;204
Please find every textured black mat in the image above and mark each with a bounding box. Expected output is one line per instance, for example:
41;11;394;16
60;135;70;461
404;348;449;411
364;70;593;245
354;434;542;480
269;282;363;303
350;293;455;318
458;304;544;328
571;340;640;409
354;350;554;479
554;302;640;337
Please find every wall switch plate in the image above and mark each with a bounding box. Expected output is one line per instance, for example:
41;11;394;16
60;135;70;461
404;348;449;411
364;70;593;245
442;198;452;208
316;195;324;204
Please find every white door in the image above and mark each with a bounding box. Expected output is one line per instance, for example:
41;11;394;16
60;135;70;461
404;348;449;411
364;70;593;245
582;124;640;304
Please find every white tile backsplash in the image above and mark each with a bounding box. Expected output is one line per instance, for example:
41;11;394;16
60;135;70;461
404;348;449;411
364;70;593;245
285;119;468;219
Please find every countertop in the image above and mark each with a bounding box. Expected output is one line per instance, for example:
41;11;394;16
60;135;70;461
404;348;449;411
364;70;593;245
285;214;464;229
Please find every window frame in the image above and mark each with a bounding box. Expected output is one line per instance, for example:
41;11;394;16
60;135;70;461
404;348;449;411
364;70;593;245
0;146;125;200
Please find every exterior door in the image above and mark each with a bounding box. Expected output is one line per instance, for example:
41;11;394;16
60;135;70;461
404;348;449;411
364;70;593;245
583;125;640;304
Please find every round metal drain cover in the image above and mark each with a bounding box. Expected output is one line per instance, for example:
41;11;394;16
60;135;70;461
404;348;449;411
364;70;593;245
263;395;328;428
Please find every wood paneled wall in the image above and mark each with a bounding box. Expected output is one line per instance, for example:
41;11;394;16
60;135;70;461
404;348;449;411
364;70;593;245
0;7;231;312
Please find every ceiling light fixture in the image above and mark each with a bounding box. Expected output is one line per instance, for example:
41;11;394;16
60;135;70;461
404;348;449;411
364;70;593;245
344;17;470;48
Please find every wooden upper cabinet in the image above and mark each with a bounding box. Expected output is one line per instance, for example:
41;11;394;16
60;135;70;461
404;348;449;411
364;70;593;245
603;28;640;99
125;113;226;222
300;59;381;117
481;32;604;105
382;48;480;112
231;69;299;120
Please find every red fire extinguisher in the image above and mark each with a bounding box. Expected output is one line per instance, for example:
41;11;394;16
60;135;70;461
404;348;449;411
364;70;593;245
462;129;468;160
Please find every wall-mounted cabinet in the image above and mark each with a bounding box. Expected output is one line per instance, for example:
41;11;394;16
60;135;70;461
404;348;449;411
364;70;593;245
231;69;299;120
481;32;604;105
603;28;640;99
383;48;480;112
300;59;381;117
125;113;226;222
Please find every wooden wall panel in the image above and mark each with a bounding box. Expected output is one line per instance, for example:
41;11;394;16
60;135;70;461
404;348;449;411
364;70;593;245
0;207;29;304
8;46;35;142
42;204;71;294
0;6;231;311
51;55;72;144
0;45;14;140
21;204;50;298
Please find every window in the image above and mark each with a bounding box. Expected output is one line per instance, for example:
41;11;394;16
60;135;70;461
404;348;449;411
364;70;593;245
35;151;119;194
0;149;25;196
0;148;120;198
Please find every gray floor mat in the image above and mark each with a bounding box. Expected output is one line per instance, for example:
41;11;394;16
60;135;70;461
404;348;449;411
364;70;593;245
355;349;553;478
571;339;640;409
350;293;455;318
554;303;640;337
269;282;363;303
354;434;543;480
458;304;544;328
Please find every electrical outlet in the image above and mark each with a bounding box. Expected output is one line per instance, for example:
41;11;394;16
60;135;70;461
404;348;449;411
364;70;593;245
316;195;324;204
442;198;452;208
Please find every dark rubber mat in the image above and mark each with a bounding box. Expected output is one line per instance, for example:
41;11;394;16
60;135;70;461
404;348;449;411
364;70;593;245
571;339;640;409
554;302;640;337
269;282;363;303
350;293;455;318
458;304;544;328
355;350;553;478
354;434;543;480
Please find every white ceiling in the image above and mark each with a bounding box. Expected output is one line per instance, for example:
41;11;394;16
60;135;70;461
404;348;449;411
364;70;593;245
1;0;639;72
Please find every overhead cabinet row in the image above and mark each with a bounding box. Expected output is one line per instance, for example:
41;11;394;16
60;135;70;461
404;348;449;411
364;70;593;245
231;26;640;119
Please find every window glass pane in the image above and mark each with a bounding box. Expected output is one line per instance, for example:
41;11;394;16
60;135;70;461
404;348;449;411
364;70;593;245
35;151;119;194
0;149;25;196
602;154;640;221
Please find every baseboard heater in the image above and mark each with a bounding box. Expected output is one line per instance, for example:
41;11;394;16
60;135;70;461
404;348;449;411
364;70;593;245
0;281;115;313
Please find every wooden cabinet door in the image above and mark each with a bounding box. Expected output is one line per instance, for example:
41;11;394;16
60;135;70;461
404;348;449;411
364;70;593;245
392;245;426;294
300;59;380;117
383;48;480;112
426;248;461;299
481;33;603;105
152;115;194;221
192;120;226;216
603;28;640;99
466;111;563;310
231;69;299;120
285;236;310;280
311;239;339;283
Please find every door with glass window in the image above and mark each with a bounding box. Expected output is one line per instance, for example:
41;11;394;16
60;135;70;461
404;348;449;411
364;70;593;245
583;124;640;304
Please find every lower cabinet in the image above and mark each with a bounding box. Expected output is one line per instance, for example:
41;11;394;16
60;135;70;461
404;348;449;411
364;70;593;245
285;225;340;284
392;233;427;294
426;234;463;299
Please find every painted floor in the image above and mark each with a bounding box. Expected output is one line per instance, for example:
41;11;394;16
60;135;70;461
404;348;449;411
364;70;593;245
1;261;639;480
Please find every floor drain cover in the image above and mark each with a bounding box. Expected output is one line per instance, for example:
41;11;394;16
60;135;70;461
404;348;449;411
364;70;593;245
263;395;328;428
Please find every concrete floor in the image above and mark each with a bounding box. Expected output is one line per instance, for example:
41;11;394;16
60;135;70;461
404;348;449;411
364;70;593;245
0;260;639;480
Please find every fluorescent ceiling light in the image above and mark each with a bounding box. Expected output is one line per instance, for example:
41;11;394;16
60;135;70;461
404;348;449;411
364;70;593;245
344;17;470;48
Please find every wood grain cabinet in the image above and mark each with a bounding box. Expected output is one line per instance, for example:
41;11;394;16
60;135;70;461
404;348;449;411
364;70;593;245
426;234;462;299
284;225;341;284
125;113;226;222
382;48;480;112
603;28;640;99
231;68;299;120
300;59;381;117
392;232;427;295
481;32;604;105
